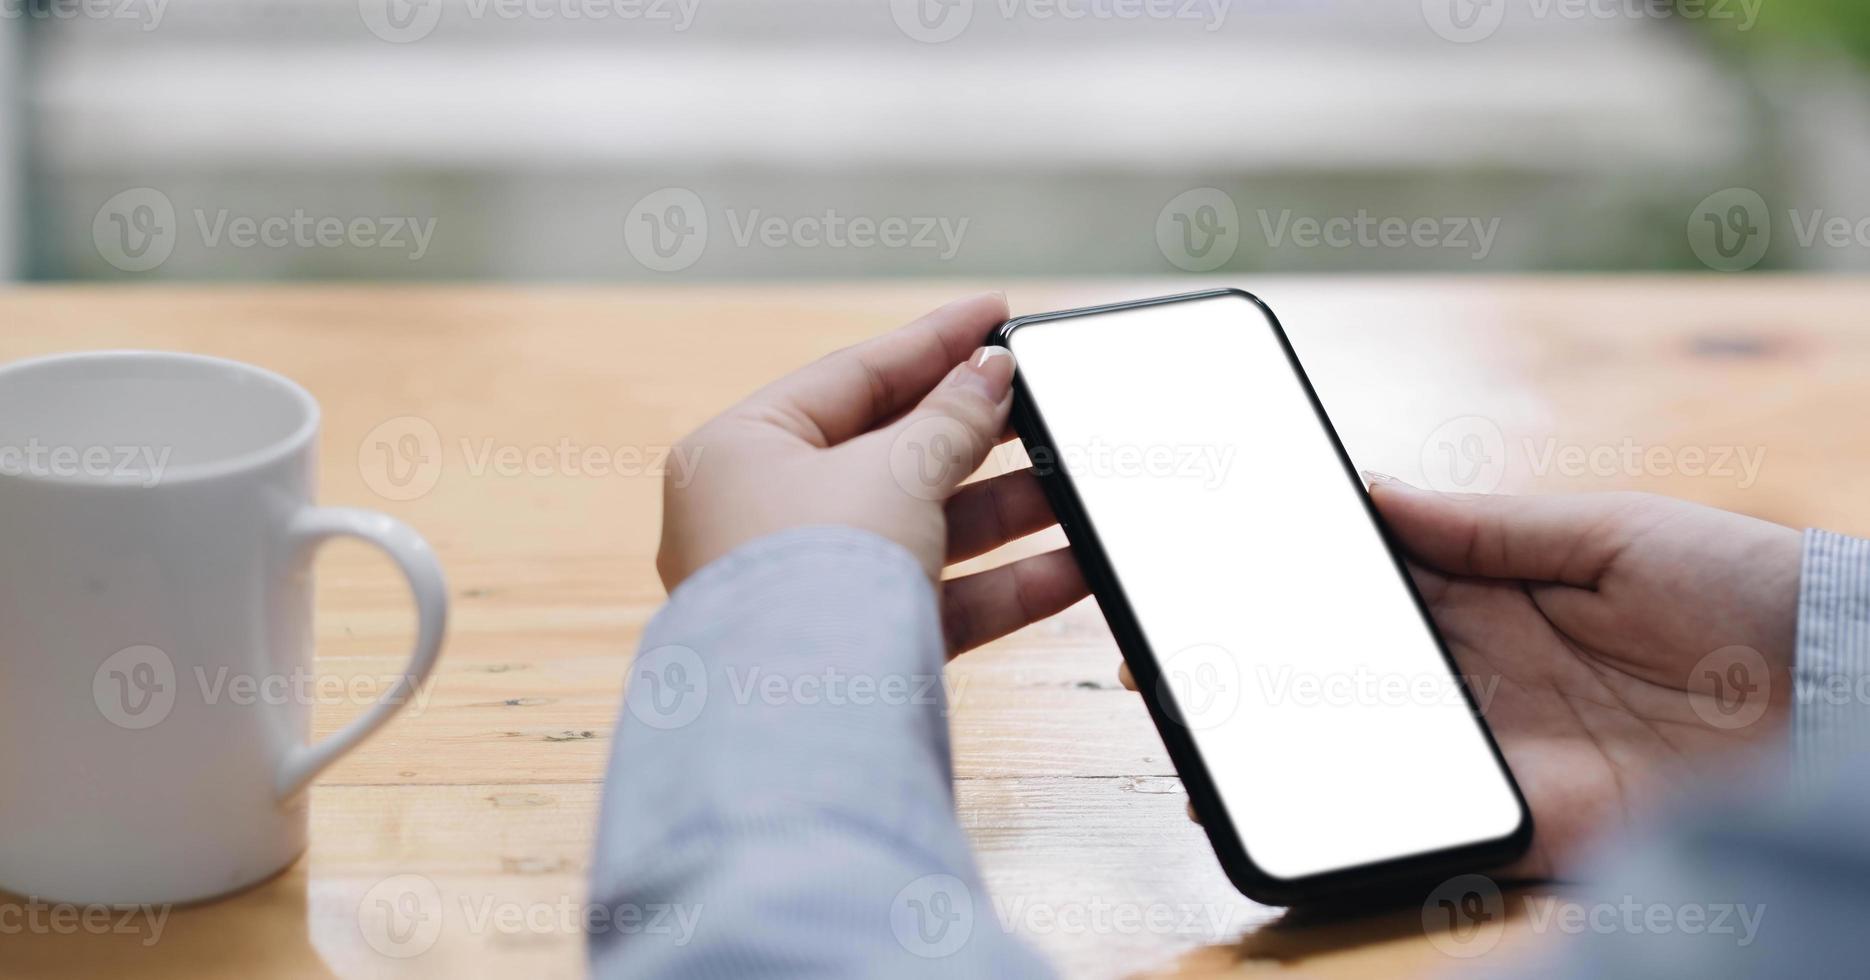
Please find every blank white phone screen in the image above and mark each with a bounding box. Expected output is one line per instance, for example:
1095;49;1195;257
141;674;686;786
1007;294;1522;881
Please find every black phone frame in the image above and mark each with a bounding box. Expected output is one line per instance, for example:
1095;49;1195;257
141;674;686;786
989;287;1533;905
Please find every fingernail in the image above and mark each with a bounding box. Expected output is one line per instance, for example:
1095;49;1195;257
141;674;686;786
938;290;1006;314
950;346;1015;406
1361;470;1404;490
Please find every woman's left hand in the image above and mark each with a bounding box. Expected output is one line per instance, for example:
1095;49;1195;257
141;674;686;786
657;290;1090;655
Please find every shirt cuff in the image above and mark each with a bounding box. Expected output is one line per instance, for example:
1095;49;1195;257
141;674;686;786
600;526;958;869
1794;528;1870;783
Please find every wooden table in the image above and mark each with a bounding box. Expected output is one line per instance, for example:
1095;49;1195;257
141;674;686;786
3;278;1865;979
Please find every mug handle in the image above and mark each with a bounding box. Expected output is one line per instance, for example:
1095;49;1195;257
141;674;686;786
275;507;449;801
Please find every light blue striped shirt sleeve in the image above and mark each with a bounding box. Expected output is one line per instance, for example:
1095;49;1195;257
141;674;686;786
588;526;1054;979
1474;528;1870;979
1795;529;1870;781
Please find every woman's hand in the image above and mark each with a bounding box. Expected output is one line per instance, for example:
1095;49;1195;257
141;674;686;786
1369;480;1800;878
658;291;1089;656
1123;481;1801;880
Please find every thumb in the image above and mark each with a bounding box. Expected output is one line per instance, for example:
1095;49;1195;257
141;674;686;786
1364;472;1638;586
879;346;1016;501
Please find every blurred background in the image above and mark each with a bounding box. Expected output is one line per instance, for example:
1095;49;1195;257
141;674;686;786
3;0;1869;281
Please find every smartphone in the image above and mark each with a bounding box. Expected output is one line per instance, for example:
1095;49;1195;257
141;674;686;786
991;289;1530;904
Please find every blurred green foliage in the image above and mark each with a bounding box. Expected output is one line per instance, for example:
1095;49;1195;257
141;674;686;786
1686;0;1870;66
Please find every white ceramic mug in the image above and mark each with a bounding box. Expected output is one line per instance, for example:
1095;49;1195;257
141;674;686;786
0;351;448;906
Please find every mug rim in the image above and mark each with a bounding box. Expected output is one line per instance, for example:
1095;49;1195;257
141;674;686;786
0;349;322;489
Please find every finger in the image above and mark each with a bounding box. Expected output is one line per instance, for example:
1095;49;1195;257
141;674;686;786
945;468;1057;563
1188;800;1200;825
1364;473;1644;587
1402;559;1452;608
941;548;1089;656
737;291;1009;447
867;346;1017;500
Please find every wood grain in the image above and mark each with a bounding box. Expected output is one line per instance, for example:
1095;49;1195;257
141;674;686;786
1;278;1864;978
